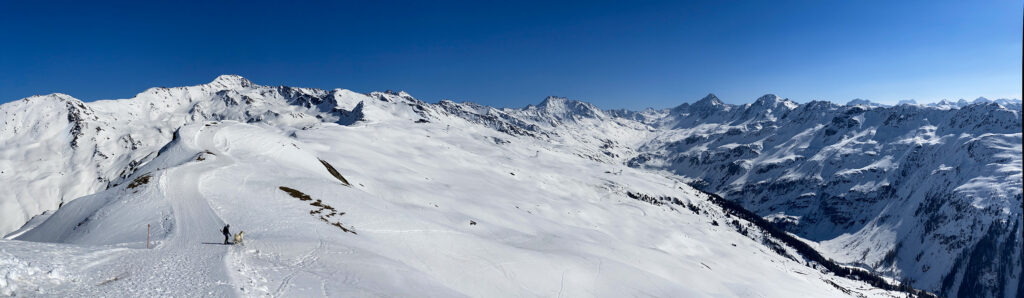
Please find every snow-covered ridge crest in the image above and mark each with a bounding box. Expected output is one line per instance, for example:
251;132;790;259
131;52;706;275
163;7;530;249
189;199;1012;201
0;76;382;237
694;92;725;107
522;95;607;122
206;74;254;89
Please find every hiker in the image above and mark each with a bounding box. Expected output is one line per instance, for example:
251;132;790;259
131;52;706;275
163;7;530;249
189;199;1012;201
222;224;230;244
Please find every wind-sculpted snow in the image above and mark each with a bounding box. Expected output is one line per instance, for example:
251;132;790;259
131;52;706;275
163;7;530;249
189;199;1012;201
0;75;1016;296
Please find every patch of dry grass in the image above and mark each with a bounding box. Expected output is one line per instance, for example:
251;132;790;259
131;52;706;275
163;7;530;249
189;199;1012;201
279;186;312;201
195;150;215;161
127;173;152;189
279;185;357;234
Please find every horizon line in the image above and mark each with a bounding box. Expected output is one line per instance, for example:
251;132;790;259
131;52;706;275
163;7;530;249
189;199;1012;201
5;74;1021;111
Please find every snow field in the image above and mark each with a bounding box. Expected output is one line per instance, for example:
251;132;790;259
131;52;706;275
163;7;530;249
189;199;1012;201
0;119;901;296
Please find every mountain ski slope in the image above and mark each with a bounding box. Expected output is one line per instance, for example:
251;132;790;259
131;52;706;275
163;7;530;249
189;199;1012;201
442;93;1023;297
1;117;901;296
1;75;1015;296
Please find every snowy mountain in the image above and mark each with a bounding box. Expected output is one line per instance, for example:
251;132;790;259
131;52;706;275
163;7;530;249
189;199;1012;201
400;94;1023;297
626;97;1022;297
846;98;888;108
0;76;1016;297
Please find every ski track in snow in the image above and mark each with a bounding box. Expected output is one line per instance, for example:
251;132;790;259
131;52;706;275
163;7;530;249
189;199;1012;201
0;125;242;296
83;126;236;296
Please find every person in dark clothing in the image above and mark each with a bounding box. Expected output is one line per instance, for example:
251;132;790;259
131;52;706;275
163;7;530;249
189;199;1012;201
222;224;231;245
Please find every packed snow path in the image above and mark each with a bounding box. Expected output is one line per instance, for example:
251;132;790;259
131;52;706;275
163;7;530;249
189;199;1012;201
147;155;235;295
0;124;242;296
73;130;237;296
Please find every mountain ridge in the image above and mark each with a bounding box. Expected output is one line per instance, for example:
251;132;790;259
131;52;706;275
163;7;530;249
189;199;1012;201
1;75;1019;297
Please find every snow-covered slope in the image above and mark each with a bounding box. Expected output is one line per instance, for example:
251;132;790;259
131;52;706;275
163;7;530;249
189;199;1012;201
410;94;1023;297
627;97;1022;298
0;76;917;296
0;75;368;235
0;76;1014;296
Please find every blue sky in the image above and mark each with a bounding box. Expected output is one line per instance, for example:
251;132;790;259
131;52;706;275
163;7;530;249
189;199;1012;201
1;0;1020;109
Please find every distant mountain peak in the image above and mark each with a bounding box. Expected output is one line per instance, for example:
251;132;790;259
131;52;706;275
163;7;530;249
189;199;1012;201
23;93;78;102
846;98;885;107
754;94;797;107
693;93;723;107
749;94;798;113
755;94;780;103
13;93;87;111
378;90;415;100
538;96;569;107
207;74;254;89
535;96;604;120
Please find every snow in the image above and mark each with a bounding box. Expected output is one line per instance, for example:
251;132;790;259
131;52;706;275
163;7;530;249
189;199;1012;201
0;119;901;296
931;164;953;174
2;75;1017;296
850;179;889;193
835;156;897;177
0;245;70;296
846;99;887;108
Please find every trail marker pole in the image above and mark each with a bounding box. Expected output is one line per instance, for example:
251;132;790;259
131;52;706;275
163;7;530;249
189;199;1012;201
147;224;150;249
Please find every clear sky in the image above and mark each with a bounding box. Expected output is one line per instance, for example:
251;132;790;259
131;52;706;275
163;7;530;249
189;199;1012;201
1;0;1020;109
